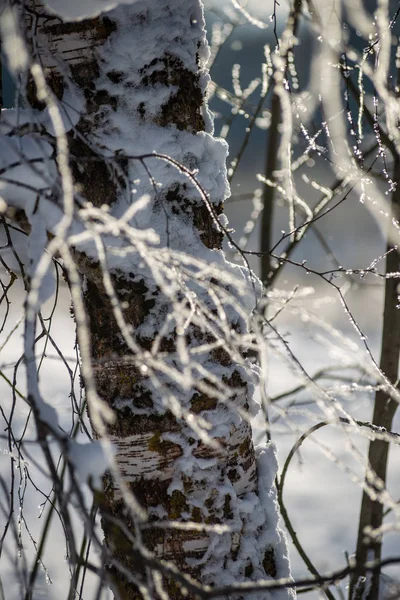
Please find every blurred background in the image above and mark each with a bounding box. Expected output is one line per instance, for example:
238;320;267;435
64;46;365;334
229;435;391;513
204;0;400;597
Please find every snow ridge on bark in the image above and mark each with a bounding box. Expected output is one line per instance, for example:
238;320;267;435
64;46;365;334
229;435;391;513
81;1;294;595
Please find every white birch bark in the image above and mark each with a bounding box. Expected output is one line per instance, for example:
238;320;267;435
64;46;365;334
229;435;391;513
19;1;294;597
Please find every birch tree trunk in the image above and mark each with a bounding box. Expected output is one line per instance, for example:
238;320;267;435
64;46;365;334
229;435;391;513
22;1;293;597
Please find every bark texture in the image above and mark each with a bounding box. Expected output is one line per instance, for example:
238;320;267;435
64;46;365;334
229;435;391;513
24;1;293;598
351;160;400;600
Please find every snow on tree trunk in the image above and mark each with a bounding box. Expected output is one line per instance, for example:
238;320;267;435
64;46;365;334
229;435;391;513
23;0;293;597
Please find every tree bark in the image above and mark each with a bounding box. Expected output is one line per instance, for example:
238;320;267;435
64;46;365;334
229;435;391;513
23;1;293;598
350;159;400;600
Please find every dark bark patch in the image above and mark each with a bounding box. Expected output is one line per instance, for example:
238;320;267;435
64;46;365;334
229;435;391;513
107;408;186;445
106;70;124;84
227;468;240;484
148;431;182;460
210;345;232;367
263;547;277;578
26;70;64;109
163;186;224;250
168;490;189;520
68;134;122;208
83;275;152;360
190;393;218;414
70;60;100;89
41;16;117;39
193;201;224;249
191;506;202;522
223;494;233;520
239;437;251;457
138;54;205;133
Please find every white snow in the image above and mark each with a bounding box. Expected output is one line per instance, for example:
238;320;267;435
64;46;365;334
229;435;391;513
68;439;114;488
44;0;141;21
